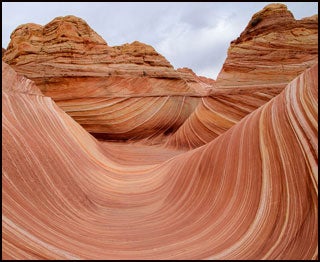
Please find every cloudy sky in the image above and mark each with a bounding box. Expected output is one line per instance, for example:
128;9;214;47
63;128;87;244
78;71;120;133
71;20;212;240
2;2;318;79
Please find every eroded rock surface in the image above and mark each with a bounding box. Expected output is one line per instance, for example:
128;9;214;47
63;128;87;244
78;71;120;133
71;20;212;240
215;3;318;87
166;3;318;148
3;15;213;140
2;60;318;260
2;4;319;259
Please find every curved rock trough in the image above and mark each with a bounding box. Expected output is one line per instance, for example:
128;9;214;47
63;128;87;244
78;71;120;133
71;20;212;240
2;3;318;260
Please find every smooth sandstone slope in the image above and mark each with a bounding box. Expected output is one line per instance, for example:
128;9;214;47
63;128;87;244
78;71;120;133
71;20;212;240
2;55;318;260
166;3;318;149
2;15;211;141
166;88;281;149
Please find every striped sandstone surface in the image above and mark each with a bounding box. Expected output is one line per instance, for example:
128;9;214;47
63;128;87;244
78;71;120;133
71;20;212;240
166;3;318;148
2;60;318;260
3;4;317;145
215;3;318;87
2;15;210;141
2;3;318;260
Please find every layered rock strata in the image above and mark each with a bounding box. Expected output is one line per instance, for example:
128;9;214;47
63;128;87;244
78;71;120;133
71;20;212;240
165;4;318;148
3;5;318;144
2;5;319;258
2;3;318;259
166;85;282;148
2;15;212;140
215;3;318;87
2;60;318;259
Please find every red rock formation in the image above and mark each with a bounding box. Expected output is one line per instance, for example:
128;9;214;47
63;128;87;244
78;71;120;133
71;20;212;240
3;5;317;144
166;86;281;148
1;4;319;258
2;59;318;259
2;47;6;57
2;16;208;94
215;3;318;87
177;67;216;85
166;3;318;149
3;15;213;140
2;62;42;95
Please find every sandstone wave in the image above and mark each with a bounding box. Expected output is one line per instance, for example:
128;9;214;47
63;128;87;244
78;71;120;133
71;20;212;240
2;61;318;260
2;3;318;260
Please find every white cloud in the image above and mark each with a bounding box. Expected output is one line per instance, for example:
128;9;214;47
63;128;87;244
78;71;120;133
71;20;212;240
155;14;241;78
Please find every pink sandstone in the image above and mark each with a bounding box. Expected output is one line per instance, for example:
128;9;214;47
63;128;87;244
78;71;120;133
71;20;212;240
3;5;317;144
2;60;318;259
3;15;214;140
1;4;319;259
166;3;318;148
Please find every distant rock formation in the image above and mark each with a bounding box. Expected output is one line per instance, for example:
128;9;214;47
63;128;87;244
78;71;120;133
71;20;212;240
215;3;318;87
3;15;211;95
3;15;213;140
165;3;318;148
2;47;6;57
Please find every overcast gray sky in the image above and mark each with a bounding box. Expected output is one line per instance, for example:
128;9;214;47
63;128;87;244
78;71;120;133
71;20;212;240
2;2;318;79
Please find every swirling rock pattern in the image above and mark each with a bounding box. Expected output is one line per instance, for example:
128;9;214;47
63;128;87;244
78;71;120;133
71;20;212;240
2;3;318;260
2;15;211;140
165;83;285;149
165;4;318;149
3;5;317;144
2;60;318;259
